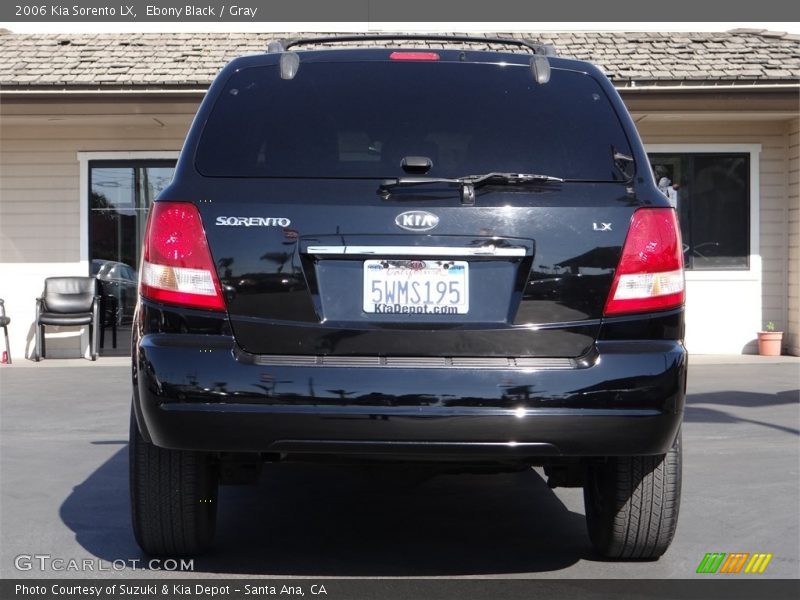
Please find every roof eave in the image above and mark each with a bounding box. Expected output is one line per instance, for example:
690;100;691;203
0;86;209;96
616;80;800;92
0;81;798;97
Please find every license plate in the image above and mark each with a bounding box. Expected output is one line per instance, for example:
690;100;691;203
363;260;469;314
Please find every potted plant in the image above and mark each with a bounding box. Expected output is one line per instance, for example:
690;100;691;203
757;322;784;356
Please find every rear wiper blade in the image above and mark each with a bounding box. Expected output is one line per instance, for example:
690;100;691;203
464;172;565;187
380;172;564;189
379;172;564;205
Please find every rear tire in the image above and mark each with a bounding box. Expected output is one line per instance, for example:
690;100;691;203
583;431;681;559
129;408;218;556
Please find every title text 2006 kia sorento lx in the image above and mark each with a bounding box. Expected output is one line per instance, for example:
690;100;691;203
130;36;686;560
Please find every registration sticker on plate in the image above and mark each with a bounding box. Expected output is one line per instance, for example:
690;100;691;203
363;259;469;314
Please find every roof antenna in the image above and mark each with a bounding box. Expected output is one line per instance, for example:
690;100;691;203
530;55;551;84
280;52;300;80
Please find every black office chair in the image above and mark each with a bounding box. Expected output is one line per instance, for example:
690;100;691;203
35;277;100;361
0;298;10;364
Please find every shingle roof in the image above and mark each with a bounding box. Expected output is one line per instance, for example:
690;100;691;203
1;30;799;90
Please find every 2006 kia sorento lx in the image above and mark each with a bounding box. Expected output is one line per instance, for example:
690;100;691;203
130;35;686;560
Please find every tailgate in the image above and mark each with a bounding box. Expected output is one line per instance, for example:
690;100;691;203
197;181;634;358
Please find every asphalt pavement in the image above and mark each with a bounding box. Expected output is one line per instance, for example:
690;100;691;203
0;356;798;580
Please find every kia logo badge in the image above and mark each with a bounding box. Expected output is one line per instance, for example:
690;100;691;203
395;211;439;232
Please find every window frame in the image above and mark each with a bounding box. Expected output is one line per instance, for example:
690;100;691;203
645;143;761;282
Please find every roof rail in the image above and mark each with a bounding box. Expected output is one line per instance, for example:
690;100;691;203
267;35;557;56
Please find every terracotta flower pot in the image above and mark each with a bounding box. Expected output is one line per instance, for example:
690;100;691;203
757;331;783;356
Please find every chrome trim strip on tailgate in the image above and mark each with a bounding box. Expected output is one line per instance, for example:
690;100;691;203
305;245;528;257
251;355;575;369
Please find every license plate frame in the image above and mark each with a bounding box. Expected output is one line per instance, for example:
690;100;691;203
362;259;469;315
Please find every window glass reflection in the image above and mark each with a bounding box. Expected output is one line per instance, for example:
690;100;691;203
89;160;176;353
648;153;749;271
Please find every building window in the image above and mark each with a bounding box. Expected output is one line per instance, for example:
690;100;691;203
88;160;175;326
648;153;750;271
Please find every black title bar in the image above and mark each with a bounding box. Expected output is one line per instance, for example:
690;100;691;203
1;0;799;23
3;579;800;600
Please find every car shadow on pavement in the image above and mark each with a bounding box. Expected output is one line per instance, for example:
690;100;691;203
685;390;800;436
58;445;143;563
60;447;592;576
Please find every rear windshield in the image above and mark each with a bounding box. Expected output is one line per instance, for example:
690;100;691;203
195;60;634;181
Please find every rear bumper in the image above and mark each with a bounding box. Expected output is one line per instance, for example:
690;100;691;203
134;335;686;459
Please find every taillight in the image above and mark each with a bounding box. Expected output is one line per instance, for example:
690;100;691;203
140;202;225;311
603;208;684;316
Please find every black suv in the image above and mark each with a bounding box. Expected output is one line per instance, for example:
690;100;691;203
130;35;686;560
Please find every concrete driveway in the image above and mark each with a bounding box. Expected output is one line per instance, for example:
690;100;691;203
0;355;798;579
